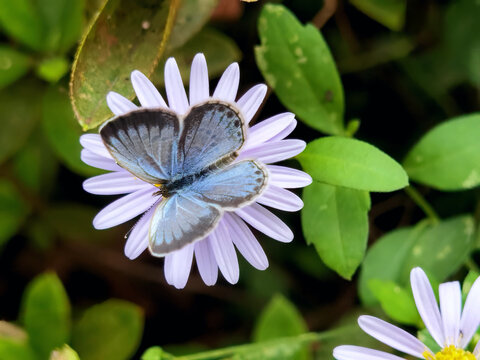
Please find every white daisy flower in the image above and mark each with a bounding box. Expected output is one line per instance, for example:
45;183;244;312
334;267;480;360
80;53;311;289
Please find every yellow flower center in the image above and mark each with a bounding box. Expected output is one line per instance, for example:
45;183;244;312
423;345;476;360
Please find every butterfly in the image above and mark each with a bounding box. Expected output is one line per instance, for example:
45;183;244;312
99;100;268;256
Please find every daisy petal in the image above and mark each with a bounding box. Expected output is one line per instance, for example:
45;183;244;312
236;203;293;243
124;206;156;260
333;345;406;360
194;238;218;286
269;119;297;143
358;315;431;358
474;339;480;356
267;165;312;188
81;149;122;172
131;70;168;108
238;140;306;164
164;244;194;289
236;84;267;124
83;172;149;195
245;112;295;149
164;57;189;115
459;275;480;347
213;62;239;102
209;220;239;284
106;91;138;116
439;281;461;346
256;185;304;212
80;134;111;158
93;187;158;229
189;53;209;106
410;267;445;347
224;213;268;270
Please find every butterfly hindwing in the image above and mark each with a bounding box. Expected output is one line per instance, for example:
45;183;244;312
178;101;245;176
100;109;180;184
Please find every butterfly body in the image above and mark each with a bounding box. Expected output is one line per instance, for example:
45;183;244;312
100;101;268;256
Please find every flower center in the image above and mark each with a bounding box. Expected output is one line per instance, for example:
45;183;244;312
423;345;476;360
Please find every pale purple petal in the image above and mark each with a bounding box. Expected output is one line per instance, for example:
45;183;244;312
256;185;303;212
81;149;122;172
93;187;159;229
333;346;407;360
124;206;157;260
164;57;189;115
223;213;268;270
164;244;194;289
459;275;480;348
236;203;293;243
244;112;295;149
83;171;149;195
189;53;209;106
131;70;168;108
236;84;267;124
439;281;461;346
106;91;138;116
194;238;218;286
213;62;239;102
473;340;480;356
358;315;430;358
238;140;306;164
269;119;297;143
209;220;239;284
79;134;111;158
267;165;312;188
410;267;445;347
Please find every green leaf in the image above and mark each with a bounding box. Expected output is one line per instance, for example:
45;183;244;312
50;345;80;360
72;299;144;360
404;113;480;191
350;0;406;31
462;270;479;303
42;84;101;176
301;182;370;280
253;295;309;360
0;46;31;89
0;0;83;52
0;338;36;360
70;0;217;130
22;272;71;359
359;215;475;304
141;347;166;360
0;80;41;165
152;27;241;85
298;137;408;192
36;57;70;83
0;179;29;249
255;4;344;135
368;279;420;326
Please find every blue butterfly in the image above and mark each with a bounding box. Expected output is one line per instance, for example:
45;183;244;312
100;101;267;256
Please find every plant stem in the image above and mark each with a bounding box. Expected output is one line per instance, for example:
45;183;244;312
404;186;440;223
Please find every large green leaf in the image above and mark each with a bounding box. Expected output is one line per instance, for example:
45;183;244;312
0;338;36;360
404;113;480;191
298;137;408;192
253;294;310;360
255;4;344;135
359;216;475;304
72;299;144;360
350;0;406;31
301;182;370;279
70;0;217;130
22;273;71;359
0;179;29;248
0;46;31;89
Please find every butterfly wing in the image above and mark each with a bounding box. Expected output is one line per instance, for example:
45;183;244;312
149;160;267;256
100;109;180;184
177;101;246;176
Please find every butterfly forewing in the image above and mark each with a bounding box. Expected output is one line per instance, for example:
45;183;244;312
178;101;246;177
100;109;180;184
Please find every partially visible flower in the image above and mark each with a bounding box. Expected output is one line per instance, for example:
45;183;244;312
334;267;480;360
80;53;311;289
